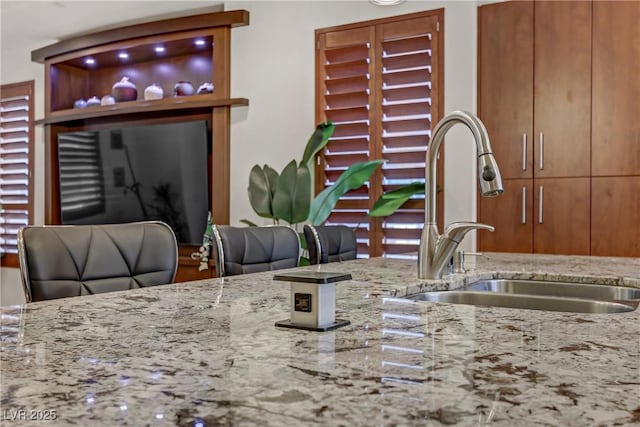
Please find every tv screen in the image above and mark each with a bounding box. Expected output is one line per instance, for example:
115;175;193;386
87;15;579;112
58;120;210;245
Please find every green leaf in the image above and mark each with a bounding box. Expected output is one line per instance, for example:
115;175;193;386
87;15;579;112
301;121;335;166
272;161;311;224
298;232;308;250
248;165;279;219
369;182;425;217
263;165;279;198
308;160;383;225
298;256;311;266
240;219;258;227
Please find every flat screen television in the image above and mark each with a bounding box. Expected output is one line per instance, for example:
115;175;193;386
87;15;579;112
57;120;210;245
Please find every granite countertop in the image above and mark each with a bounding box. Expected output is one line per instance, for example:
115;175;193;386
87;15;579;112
1;253;639;426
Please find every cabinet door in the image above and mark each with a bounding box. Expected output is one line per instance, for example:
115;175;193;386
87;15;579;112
533;178;590;255
592;1;640;176
478;179;533;253
478;1;533;180
534;1;591;178
591;177;640;257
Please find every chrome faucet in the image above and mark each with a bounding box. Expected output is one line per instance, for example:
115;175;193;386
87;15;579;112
418;110;504;279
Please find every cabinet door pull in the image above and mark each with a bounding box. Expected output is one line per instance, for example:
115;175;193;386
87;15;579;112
522;133;527;171
538;186;544;224
521;186;527;224
539;132;544;170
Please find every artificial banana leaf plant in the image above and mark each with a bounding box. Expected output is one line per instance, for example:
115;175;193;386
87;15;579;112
369;181;425;217
244;121;383;228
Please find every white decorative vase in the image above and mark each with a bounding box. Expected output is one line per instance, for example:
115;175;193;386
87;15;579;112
144;83;164;100
101;95;115;106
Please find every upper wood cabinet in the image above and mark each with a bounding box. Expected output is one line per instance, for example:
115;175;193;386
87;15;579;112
534;1;591;179
479;0;591;181
591;1;640;176
478;1;533;180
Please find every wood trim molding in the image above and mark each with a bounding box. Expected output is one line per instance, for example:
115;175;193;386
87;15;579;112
0;254;19;268
34;96;248;126
31;9;249;63
315;8;444;36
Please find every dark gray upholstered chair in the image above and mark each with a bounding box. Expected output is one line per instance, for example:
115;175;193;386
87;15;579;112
17;221;178;302
303;224;357;265
211;225;300;277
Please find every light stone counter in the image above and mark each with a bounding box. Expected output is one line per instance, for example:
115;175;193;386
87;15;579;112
1;253;639;426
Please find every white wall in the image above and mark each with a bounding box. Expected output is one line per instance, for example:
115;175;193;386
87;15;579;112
1;0;483;305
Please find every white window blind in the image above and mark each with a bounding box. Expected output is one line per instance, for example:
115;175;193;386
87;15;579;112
0;81;34;263
58;131;105;220
316;12;441;258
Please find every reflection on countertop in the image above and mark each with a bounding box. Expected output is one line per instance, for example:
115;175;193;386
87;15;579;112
1;253;639;426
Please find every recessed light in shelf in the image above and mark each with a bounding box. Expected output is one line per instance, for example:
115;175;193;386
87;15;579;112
85;58;95;65
155;46;165;53
118;52;129;60
194;39;206;46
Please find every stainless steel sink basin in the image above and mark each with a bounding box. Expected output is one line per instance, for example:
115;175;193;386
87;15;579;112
465;279;640;301
408;291;637;313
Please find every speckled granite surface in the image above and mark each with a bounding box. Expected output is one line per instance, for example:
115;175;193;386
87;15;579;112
1;253;639;426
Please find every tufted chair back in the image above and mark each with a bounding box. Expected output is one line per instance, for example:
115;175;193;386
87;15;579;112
303;225;357;265
17;221;178;302
211;225;300;277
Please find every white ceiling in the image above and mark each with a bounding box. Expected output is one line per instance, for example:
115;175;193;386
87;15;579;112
1;1;224;54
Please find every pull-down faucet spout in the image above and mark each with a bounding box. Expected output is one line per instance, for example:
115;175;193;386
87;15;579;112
418;110;504;280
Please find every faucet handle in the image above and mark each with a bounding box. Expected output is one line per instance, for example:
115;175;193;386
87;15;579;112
444;221;494;243
453;250;486;273
464;252;486;257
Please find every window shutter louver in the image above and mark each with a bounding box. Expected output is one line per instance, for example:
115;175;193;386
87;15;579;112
318;27;376;257
316;13;441;259
1;81;34;263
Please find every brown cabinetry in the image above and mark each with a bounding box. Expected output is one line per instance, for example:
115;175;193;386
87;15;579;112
532;178;590;255
478;0;591;255
477;179;533;253
590;1;640;256
591;177;640;257
478;0;533;181
533;1;591;179
592;1;640;177
32;10;249;279
478;0;640;257
479;178;590;255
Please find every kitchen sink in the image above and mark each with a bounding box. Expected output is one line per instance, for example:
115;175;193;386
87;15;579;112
408;291;637;313
465;279;640;302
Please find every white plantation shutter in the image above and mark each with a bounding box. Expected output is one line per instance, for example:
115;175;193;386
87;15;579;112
0;81;34;265
316;12;442;258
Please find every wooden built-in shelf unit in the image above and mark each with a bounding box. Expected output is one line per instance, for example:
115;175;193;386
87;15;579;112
32;9;249;281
